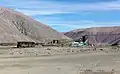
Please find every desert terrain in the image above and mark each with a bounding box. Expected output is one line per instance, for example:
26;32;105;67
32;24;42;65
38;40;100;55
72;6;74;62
0;6;120;74
0;46;119;74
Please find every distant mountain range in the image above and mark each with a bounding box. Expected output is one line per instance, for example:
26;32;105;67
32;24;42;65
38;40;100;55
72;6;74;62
64;26;120;45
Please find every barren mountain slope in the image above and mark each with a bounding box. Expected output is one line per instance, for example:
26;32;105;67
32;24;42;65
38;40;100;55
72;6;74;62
0;7;68;43
64;26;120;45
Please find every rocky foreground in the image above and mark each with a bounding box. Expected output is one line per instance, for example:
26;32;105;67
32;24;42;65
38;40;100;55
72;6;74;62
0;46;119;74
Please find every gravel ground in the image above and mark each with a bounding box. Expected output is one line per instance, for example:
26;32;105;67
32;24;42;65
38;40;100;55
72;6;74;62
0;46;119;74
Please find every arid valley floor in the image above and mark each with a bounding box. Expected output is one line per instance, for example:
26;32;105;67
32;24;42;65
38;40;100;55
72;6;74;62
0;46;119;74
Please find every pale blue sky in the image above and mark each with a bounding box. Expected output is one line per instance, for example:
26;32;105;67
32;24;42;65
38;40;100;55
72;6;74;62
0;0;120;32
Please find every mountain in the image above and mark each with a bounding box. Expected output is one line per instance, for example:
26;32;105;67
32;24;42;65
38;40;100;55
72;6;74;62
0;7;69;43
64;26;120;45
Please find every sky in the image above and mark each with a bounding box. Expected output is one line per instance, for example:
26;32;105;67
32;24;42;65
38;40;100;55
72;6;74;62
0;0;120;32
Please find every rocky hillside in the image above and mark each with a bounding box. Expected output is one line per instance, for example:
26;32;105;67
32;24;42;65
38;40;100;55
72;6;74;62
0;7;69;43
64;26;120;45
